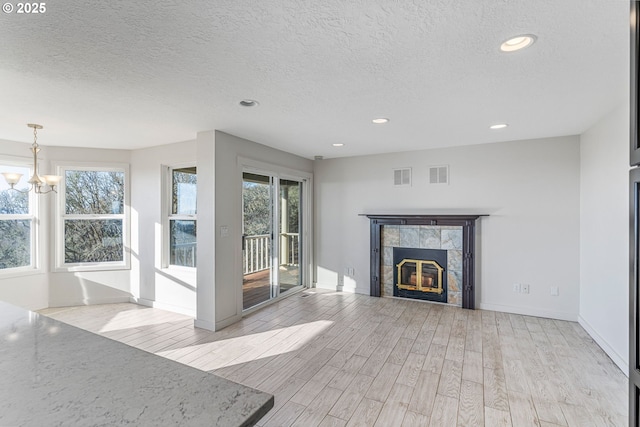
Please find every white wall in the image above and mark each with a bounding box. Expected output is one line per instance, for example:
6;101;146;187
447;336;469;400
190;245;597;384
579;102;629;373
0;140;133;308
130;140;197;316
0;139;49;310
314;136;581;321
195;131;314;330
195;131;216;330
46;145;133;307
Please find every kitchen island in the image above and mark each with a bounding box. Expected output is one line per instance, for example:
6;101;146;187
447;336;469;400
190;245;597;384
0;301;273;426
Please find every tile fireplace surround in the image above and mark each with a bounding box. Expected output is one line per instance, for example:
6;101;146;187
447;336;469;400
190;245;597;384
363;214;484;309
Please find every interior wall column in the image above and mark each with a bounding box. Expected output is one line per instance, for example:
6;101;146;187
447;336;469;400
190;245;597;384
195;130;216;330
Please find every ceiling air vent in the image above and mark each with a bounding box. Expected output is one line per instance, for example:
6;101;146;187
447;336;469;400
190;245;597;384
393;168;411;187
429;165;449;184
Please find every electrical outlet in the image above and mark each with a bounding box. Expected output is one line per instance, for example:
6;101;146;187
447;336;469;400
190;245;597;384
513;283;521;293
550;286;559;296
521;284;530;294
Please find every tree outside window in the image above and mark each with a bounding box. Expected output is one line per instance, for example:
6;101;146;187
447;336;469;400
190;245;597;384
58;166;128;269
0;164;33;270
168;167;196;268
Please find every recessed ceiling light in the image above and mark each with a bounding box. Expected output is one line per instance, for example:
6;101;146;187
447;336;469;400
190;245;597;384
372;118;389;124
500;34;537;52
332;143;344;147
490;123;508;130
239;99;259;107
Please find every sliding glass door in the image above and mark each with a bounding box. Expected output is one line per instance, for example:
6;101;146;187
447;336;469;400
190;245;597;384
242;172;304;310
278;179;302;294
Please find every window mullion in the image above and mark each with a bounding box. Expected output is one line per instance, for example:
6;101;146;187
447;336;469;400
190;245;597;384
62;214;124;220
0;214;33;221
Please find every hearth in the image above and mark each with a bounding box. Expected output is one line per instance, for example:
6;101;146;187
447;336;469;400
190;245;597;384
393;247;447;303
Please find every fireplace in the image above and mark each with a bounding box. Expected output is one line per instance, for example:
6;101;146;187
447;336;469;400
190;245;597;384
393;247;447;303
363;214;484;309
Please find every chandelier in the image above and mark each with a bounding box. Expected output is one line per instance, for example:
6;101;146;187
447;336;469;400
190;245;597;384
2;123;61;194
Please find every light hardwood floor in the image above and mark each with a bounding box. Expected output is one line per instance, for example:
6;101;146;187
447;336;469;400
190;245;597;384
39;290;628;427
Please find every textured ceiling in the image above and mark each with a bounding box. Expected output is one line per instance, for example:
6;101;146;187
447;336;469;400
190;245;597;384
0;0;629;159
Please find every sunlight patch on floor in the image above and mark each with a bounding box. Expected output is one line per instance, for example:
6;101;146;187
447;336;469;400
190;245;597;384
157;319;333;367
98;308;188;333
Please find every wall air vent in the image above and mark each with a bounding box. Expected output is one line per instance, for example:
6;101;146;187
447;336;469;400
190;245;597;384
393;168;412;187
429;165;449;184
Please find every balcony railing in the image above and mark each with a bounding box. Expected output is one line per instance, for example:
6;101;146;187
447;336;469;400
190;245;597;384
244;234;270;274
243;233;299;275
280;232;299;267
171;242;196;267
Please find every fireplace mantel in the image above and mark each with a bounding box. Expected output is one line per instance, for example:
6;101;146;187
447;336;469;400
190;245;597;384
362;214;486;309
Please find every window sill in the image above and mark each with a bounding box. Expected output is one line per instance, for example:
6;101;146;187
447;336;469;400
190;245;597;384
0;267;44;280
54;262;131;273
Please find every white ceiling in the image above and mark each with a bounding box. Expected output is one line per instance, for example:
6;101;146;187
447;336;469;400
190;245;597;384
0;0;629;159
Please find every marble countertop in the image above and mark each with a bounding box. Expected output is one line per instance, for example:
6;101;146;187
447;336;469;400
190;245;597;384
0;301;273;426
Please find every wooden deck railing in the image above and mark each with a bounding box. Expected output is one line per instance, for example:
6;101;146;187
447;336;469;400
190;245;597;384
243;233;299;275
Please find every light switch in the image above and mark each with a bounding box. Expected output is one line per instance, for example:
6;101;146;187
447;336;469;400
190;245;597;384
220;226;229;237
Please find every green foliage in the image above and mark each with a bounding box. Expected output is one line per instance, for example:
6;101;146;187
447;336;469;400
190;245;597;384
281;182;300;233
242;179;300;236
243;182;271;236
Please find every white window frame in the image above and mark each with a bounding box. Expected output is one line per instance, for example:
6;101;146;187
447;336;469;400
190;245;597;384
0;156;39;277
54;162;130;272
162;163;197;270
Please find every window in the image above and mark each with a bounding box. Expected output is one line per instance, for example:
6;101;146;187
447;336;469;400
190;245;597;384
56;164;129;270
166;166;196;268
0;162;36;272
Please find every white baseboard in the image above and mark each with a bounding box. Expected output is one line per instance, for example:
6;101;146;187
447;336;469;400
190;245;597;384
215;314;242;331
133;297;195;317
49;296;131;307
194;318;216;331
578;315;629;376
314;281;371;295
314;281;338;291
477;302;577;322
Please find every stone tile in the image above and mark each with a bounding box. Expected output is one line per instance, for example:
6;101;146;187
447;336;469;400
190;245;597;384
441;228;463;250
382;265;394;296
382;265;394;284
419;228;441;249
399;226;420;248
447;250;462;272
382;226;399;247
383;283;394;297
447;271;461;293
448;292;462;306
383;246;393;266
